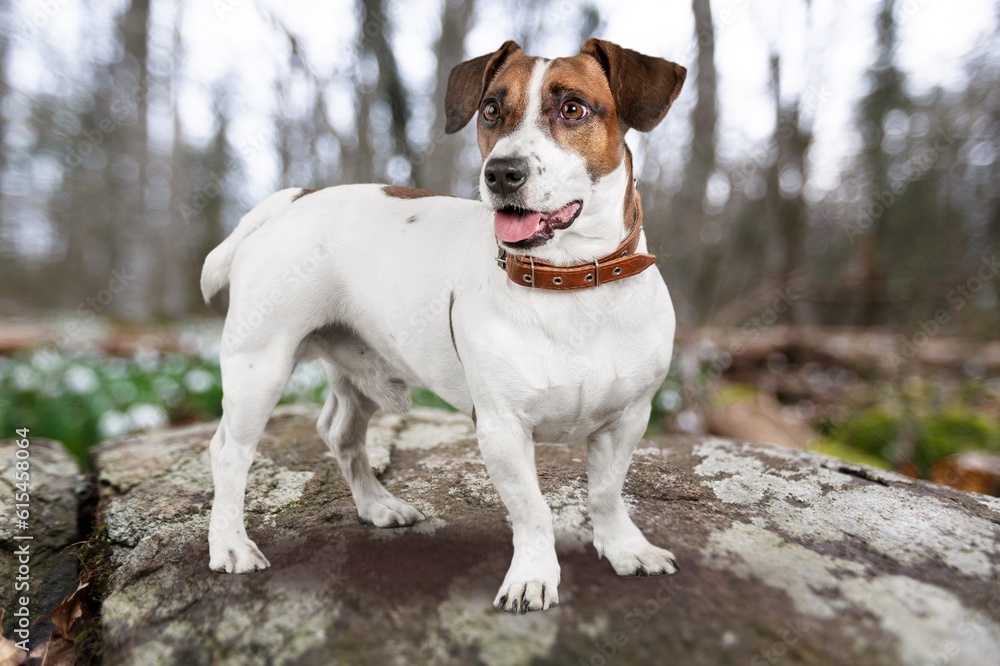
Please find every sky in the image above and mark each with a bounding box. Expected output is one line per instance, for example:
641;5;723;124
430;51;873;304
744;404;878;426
4;0;999;210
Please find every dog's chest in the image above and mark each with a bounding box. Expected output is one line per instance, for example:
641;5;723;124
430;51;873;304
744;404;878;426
461;278;674;441
528;320;669;440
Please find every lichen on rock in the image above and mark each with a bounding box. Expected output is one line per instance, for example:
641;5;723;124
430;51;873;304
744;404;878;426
51;407;1000;664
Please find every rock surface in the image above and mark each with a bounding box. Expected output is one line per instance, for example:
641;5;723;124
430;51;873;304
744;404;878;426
0;438;82;643
81;405;1000;666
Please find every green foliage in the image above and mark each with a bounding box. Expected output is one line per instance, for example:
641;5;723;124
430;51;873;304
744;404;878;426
411;388;456;411
0;350;225;463
0;349;466;462
712;383;758;407
809;440;894;470
830;408;901;461
913;410;1000;474
819;404;1000;475
646;369;685;436
3;347;997;481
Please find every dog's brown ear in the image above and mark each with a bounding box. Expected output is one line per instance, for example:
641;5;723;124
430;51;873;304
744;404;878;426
580;38;686;132
445;41;522;134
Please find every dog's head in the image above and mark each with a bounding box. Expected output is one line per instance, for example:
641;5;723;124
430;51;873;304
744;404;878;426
445;39;686;262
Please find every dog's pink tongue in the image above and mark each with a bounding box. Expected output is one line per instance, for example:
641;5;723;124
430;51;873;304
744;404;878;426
494;210;543;243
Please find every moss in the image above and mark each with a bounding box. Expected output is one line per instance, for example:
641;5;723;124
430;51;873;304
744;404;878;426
73;502;112;664
712;383;759;407
913;409;1000;473
810;440;894;470
829;405;1000;475
832;408;900;461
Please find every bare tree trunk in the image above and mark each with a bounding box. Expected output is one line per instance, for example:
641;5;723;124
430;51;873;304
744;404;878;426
856;0;902;326
768;55;812;324
673;0;719;322
356;0;413;183
277;79;295;188
674;0;717;225
416;0;475;193
109;0;151;320
161;8;192;317
0;3;7;184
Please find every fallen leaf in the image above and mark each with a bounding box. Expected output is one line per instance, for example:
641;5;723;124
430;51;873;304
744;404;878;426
932;452;1000;496
49;583;89;640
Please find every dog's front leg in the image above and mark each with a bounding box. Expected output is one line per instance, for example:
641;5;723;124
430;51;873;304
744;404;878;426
588;402;679;576
477;416;560;613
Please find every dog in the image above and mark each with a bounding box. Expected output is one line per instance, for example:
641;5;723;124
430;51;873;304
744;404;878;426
200;38;686;613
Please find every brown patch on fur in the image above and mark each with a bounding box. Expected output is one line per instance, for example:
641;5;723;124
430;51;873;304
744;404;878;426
476;53;540;157
382;185;453;200
622;145;642;232
445;41;522;135
292;188;317;202
543;55;624;180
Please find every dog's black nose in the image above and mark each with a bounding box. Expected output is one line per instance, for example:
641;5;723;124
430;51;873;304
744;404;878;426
484;157;528;196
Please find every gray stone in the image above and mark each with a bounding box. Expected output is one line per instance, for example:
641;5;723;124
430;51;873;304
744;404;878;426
90;407;1000;666
0;437;82;640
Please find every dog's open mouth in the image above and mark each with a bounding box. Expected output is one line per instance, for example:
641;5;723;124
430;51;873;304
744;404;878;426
494;201;583;246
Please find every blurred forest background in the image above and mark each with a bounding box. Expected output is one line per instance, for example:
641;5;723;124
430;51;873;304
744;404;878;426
0;0;999;493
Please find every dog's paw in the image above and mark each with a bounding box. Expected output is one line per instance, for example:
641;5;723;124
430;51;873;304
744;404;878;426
601;539;678;577
357;495;425;528
493;560;560;613
209;535;271;574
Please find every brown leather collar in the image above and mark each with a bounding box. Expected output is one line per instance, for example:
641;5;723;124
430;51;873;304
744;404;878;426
496;192;656;290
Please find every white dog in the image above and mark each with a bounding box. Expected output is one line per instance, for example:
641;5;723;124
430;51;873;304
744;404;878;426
201;39;686;613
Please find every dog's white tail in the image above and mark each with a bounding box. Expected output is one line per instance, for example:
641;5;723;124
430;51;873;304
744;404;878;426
200;188;304;303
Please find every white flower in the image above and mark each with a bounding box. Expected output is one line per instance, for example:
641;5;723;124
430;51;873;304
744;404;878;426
98;411;133;439
127;403;168;431
12;365;41;391
64;365;100;394
657;389;681;412
31;349;62;373
184;368;214;394
676;410;700;433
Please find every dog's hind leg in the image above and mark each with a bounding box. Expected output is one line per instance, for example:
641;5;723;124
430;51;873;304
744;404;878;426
317;360;425;527
208;337;296;574
587;401;679;577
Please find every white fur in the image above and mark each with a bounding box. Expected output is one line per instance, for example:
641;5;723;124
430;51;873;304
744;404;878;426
202;59;678;612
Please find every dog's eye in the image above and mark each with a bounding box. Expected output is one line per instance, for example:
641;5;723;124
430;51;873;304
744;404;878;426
482;101;501;122
561;100;588;121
